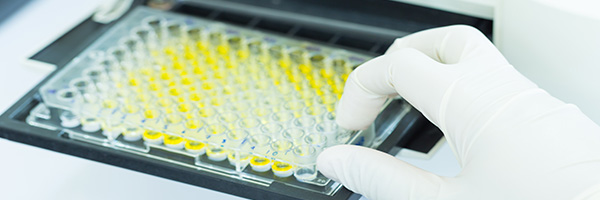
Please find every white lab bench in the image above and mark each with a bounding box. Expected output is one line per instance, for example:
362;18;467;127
0;1;460;199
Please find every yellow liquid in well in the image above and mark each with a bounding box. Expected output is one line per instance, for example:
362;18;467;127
143;130;163;140
164;134;184;145
185;140;206;150
272;161;293;172
69;20;369;168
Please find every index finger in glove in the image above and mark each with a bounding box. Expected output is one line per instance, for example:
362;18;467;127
386;25;507;64
335;25;508;130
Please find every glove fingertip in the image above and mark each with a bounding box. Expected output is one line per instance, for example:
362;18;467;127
335;70;389;131
316;145;346;182
334;99;371;130
316;145;369;182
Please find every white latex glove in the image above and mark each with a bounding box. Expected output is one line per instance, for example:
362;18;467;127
317;25;600;200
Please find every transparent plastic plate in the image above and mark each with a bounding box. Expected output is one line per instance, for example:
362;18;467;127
37;7;379;193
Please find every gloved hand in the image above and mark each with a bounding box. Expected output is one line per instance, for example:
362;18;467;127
317;25;600;200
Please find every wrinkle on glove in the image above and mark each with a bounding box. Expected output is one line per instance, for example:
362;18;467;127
319;25;600;200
